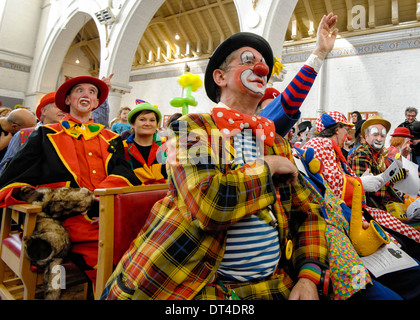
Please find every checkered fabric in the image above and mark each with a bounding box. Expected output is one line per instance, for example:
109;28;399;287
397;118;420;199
303;137;352;199
315;111;353;133
304;137;420;244
367;206;420;242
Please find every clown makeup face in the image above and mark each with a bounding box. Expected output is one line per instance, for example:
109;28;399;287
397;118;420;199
336;125;350;148
365;124;387;151
227;47;269;97
65;83;100;116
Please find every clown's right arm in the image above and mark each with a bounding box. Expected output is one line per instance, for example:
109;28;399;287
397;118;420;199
259;64;319;136
260;13;338;136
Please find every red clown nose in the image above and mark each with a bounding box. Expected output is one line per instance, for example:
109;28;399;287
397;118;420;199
253;62;269;77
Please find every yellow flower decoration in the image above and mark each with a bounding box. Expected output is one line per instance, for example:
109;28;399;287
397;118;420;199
171;72;203;115
271;56;285;77
177;72;202;92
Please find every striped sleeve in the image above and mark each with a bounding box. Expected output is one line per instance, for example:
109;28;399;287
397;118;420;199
281;65;317;116
259;65;317;137
298;263;322;284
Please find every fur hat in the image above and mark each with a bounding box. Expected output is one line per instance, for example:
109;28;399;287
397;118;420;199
55;76;109;113
205;32;274;103
36;92;56;121
390;127;413;138
315;111;354;133
361;115;391;138
128;102;161;125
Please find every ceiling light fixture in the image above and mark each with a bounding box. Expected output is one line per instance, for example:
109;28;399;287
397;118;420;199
75;16;87;65
175;0;183;40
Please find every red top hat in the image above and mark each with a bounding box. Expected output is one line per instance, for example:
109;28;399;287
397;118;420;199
391;127;413;138
35;92;56;121
55;76;108;113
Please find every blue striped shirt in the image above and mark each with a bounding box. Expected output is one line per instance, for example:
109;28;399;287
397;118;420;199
218;131;280;281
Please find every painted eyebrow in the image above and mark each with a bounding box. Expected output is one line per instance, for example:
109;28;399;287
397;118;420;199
240;50;266;64
73;84;98;93
240;50;255;63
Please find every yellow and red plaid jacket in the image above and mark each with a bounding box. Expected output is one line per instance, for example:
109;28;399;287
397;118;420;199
101;113;328;300
348;143;403;209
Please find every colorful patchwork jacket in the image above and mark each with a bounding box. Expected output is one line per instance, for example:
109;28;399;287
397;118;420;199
101;113;328;300
123;133;167;185
0;115;140;207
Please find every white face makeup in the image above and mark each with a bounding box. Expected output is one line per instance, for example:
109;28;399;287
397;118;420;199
65;83;99;115
237;50;268;96
366;125;387;151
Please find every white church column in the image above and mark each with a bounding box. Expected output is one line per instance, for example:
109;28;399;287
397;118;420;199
97;0;165;120
234;0;298;57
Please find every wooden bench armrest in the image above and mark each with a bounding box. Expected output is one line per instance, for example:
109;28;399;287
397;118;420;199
8;203;43;214
94;184;168;196
1;204;42;243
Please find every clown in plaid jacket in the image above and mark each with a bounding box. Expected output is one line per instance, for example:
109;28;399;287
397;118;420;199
101;113;329;300
347;143;403;210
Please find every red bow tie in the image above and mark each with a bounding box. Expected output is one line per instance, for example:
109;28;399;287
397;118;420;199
211;106;275;146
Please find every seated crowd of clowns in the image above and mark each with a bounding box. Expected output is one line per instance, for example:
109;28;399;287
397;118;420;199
3;12;420;301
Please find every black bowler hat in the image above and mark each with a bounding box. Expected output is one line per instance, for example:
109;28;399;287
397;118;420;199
298;121;312;135
204;32;274;103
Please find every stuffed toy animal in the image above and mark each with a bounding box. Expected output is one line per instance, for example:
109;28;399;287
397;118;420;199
18;186;94;300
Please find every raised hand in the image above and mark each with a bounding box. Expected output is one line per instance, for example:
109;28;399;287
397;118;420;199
101;73;114;89
313;12;339;59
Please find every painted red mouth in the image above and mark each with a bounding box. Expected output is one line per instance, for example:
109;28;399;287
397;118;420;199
247;78;265;88
248;78;264;85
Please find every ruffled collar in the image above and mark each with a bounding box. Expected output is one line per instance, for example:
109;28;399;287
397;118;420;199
60;115;104;140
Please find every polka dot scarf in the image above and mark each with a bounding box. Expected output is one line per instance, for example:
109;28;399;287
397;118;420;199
211;104;275;146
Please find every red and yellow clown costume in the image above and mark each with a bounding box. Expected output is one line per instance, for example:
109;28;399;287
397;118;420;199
0;114;140;283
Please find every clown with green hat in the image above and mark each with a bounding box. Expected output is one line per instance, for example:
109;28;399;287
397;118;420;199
128;101;162;126
124;100;167;185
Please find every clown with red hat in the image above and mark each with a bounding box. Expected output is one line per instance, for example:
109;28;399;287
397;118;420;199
388;126;413;160
0;76;140;285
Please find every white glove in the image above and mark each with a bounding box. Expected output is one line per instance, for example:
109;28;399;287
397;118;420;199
360;174;385;192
